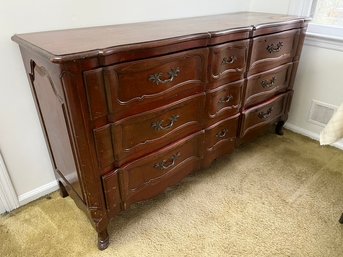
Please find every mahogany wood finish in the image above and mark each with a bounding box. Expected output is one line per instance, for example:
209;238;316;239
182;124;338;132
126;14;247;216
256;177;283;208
12;12;309;250
205;80;243;125
102;48;208;121
118;131;204;208
203;115;239;168
109;93;205;166
240;93;289;137
248;29;300;75
208;39;249;86
244;63;293;108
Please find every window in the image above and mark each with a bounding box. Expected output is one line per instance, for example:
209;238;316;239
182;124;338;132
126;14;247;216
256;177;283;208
312;0;343;26
308;0;343;38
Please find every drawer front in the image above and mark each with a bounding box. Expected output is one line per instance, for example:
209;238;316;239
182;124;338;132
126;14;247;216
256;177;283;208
203;115;239;167
209;39;249;84
249;29;300;75
118;131;204;207
244;63;293;108
205;80;243;125
240;93;288;137
92;94;205;167
102;170;121;215
102;48;208;120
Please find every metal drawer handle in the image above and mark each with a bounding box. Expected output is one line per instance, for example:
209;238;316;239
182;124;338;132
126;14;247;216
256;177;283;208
258;107;273;119
218;95;233;104
151;114;180;131
261;77;276;88
266;42;283;53
154;152;181;170
149;67;180;85
216;128;229;139
221;56;237;65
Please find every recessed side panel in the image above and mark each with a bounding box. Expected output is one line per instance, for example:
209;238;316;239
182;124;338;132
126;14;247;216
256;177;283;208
29;61;83;200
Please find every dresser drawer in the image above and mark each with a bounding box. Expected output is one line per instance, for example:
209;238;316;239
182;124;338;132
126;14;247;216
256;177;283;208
208;39;249;85
117;131;204;207
205;80;243;125
240;93;288;137
102;170;121;215
203;115;239;167
100;48;207;120
249;29;300;75
244;63;293;108
93;94;205;167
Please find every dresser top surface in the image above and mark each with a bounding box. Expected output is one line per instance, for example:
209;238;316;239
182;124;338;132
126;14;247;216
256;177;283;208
12;12;308;61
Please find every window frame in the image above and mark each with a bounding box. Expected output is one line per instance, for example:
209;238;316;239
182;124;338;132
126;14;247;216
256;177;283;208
288;0;343;50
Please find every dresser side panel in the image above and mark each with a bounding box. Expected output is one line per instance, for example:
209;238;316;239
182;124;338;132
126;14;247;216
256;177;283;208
19;47;84;201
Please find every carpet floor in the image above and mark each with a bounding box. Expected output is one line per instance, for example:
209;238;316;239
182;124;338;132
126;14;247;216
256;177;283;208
1;131;343;257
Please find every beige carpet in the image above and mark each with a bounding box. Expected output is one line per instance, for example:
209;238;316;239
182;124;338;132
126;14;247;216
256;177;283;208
1;131;343;257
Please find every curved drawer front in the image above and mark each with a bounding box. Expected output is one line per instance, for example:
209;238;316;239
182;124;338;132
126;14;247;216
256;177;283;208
205;80;243;124
240;93;288;137
249;29;300;75
209;39;249;85
118;131;204;207
92;94;205;167
205;115;239;149
203;115;239;167
103;48;208;120
244;63;293;108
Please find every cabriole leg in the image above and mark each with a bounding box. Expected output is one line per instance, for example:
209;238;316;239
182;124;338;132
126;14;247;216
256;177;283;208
98;229;109;250
275;120;285;136
58;180;69;198
339;213;343;224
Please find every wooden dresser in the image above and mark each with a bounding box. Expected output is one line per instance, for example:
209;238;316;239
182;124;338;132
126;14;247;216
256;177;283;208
12;12;309;250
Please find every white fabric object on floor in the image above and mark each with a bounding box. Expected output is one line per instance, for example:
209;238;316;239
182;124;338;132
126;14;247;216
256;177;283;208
320;103;343;145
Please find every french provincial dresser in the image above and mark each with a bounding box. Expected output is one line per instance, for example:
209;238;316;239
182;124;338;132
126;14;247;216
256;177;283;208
12;12;309;250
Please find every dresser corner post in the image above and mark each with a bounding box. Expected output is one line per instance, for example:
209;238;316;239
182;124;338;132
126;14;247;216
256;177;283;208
87;206;111;250
59;59;113;250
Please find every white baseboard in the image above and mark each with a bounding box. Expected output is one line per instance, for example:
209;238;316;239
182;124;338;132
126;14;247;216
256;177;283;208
0;152;20;213
17;172;77;207
285;122;343;151
18;180;58;206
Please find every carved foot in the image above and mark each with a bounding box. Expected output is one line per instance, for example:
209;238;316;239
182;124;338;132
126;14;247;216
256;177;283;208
58;181;69;198
339;213;343;224
98;229;109;250
275;120;285;136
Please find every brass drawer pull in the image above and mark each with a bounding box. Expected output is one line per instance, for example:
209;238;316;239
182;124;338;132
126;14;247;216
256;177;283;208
149;67;180;85
266;42;283;53
154;152;181;170
221;56;237;65
218;95;233;104
151;114;180;131
261;77;276;88
216;128;229;139
258;107;273;119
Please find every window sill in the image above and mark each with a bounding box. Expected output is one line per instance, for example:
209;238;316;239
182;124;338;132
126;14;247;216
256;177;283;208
305;32;343;51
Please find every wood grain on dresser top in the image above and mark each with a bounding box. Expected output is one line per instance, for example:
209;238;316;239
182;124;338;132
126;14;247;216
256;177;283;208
12;12;309;62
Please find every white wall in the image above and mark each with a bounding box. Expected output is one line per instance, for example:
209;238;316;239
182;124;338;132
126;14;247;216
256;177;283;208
249;0;291;14
288;44;343;140
0;0;250;206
